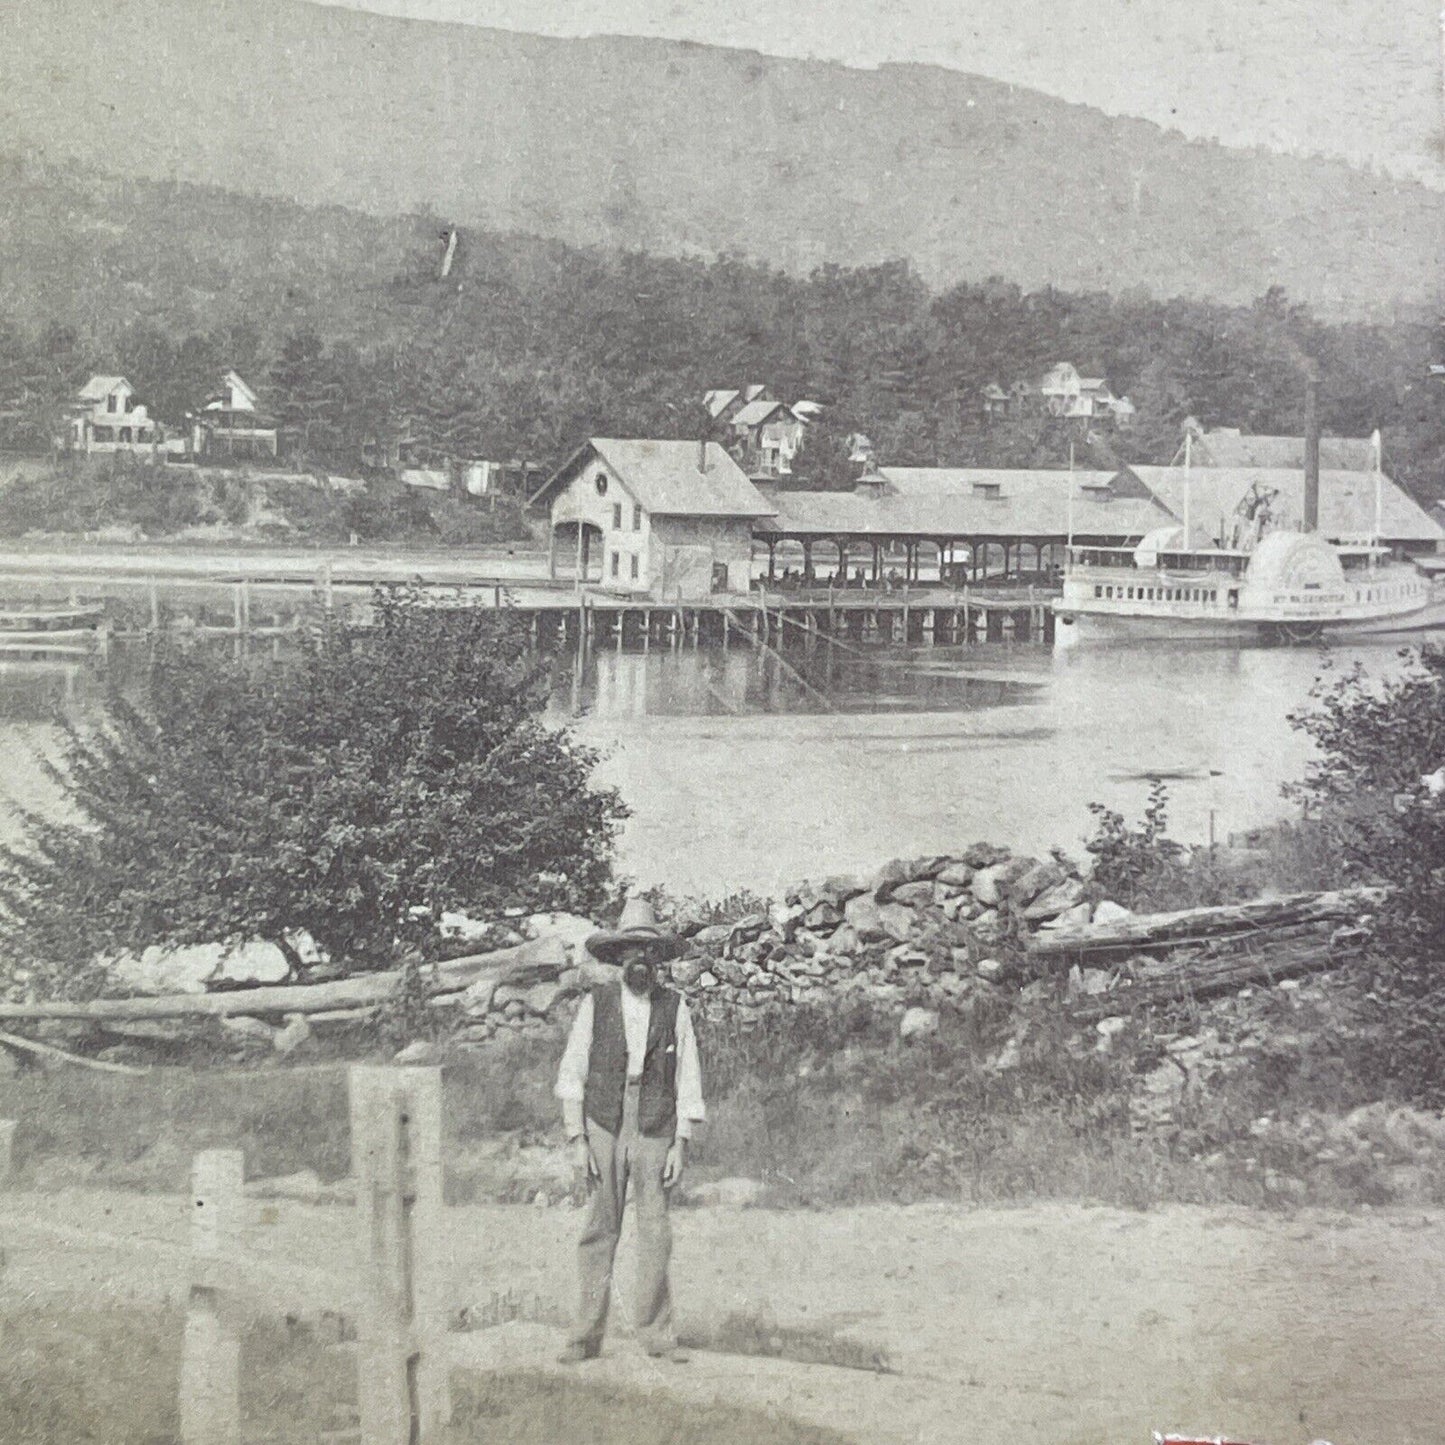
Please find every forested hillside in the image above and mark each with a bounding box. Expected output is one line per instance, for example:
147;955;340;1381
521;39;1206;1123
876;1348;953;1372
2;157;1442;498
2;0;1442;312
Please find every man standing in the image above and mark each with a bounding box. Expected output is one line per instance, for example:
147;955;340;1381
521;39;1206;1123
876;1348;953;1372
554;898;705;1364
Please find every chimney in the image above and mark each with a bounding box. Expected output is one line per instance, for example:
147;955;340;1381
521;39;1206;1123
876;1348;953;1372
698;436;709;473
1303;369;1320;533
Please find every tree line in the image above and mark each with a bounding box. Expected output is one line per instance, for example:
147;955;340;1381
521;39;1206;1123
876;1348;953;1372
1;231;1441;497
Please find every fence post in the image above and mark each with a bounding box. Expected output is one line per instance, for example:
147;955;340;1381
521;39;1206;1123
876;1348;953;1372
0;1120;16;1187
350;1065;449;1444
180;1149;244;1445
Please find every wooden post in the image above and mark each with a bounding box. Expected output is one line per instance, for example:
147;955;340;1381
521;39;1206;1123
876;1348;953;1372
150;581;161;633
350;1066;449;1444
180;1149;244;1445
0;1120;15;1186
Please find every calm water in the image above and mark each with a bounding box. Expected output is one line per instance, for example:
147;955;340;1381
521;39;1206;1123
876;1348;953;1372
552;632;1408;894
0;634;1417;898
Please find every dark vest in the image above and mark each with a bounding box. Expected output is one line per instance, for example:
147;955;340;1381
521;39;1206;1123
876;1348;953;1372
584;983;680;1139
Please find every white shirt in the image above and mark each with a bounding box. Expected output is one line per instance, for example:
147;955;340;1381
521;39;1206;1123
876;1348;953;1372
555;987;706;1140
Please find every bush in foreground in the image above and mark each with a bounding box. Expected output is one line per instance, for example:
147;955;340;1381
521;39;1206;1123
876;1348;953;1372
1287;646;1445;1102
0;591;627;993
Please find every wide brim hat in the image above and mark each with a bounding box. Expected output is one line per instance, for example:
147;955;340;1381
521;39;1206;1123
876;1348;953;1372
585;897;681;964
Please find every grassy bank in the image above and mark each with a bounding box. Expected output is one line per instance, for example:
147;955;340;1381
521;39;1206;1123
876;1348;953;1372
5;971;1440;1210
0;457;534;546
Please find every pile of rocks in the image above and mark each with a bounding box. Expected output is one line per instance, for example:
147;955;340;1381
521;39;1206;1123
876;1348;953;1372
438;845;1106;1047
665;845;1093;1031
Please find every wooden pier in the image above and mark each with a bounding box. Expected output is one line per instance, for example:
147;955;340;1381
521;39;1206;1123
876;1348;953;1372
0;544;1057;652
510;588;1057;651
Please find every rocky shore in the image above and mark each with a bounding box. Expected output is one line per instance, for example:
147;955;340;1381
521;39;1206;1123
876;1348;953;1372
447;844;1092;1050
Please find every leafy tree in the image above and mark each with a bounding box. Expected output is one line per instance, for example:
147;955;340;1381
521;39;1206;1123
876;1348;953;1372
0;593;628;995
1287;647;1445;1101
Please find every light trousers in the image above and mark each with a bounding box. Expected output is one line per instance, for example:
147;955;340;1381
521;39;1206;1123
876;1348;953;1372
570;1079;675;1352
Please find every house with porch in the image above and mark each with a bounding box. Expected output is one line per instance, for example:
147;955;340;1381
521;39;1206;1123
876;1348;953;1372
65;375;160;454
189;371;278;461
727;398;806;477
530;438;776;598
984;364;1133;427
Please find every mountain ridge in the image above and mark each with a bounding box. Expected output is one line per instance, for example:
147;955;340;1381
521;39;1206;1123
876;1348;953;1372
1;0;1441;315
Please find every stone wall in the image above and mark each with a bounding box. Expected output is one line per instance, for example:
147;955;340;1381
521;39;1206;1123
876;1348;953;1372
448;844;1095;1045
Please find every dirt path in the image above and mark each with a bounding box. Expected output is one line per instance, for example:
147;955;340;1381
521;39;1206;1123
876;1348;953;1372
3;1191;1442;1445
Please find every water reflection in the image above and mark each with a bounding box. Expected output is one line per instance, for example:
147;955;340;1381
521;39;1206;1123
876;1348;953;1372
545;643;1044;719
0;634;1419;896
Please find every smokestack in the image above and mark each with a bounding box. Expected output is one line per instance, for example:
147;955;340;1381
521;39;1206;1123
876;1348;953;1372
1303;369;1320;533
698;435;708;473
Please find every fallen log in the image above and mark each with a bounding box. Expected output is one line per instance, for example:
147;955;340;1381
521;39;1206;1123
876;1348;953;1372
1067;936;1360;1022
1027;887;1384;961
0;1027;150;1075
0;935;569;1024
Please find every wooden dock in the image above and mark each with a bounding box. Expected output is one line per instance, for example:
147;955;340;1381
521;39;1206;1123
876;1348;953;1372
0;543;1057;651
508;588;1057;650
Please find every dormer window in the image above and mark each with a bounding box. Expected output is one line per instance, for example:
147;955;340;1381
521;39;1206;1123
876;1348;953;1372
972;482;1002;499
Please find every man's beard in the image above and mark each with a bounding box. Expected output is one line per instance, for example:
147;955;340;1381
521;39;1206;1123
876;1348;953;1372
623;960;655;994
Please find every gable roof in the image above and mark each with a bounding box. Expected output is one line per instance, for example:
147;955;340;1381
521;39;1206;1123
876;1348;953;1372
77;374;131;401
730;399;794;429
761;469;1174;540
1186;430;1378;471
222;371;258;408
704;388;741;419
531;439;776;518
1125;465;1444;546
882;467;1117;496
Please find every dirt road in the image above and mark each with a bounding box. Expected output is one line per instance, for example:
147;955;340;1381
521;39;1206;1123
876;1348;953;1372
3;1191;1441;1445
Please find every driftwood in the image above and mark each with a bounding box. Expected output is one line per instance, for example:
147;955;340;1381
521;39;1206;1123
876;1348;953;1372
1027;887;1384;961
1067;936;1360;1022
0;936;568;1025
0;1026;151;1074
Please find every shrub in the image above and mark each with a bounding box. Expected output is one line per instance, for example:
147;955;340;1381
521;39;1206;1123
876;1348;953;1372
1084;780;1184;906
0;590;627;993
1286;645;1445;1102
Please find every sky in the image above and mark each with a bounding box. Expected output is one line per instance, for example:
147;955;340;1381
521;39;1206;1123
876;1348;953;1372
319;0;1445;186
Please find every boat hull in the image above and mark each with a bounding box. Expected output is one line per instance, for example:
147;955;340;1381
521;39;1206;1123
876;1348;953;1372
1056;593;1445;647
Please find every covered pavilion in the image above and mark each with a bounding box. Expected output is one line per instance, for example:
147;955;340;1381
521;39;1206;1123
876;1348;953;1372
755;468;1177;586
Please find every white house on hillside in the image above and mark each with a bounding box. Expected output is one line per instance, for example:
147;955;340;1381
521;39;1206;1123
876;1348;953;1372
984;363;1134;428
189;370;279;461
530;438;776;598
65;375;159;454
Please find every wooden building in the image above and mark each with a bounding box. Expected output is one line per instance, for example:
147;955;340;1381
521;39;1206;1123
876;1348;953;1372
65;375;159;454
531;438;776;599
1122;464;1445;557
189;371;278;461
757;467;1175;584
